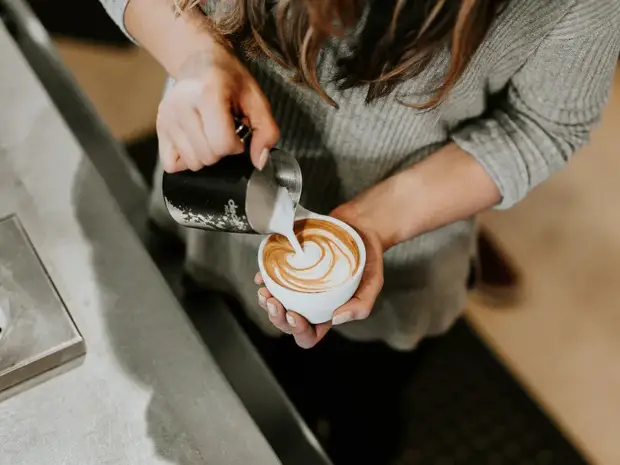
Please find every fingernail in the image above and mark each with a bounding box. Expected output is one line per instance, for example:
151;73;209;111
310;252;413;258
258;148;269;170
332;312;352;326
254;274;261;285
258;292;266;306
286;314;296;327
267;302;278;317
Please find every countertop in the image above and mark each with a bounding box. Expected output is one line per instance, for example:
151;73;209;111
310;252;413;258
0;20;280;465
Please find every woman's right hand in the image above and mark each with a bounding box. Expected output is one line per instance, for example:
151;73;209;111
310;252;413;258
156;44;279;173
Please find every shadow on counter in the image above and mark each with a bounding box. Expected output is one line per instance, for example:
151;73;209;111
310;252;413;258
71;159;219;465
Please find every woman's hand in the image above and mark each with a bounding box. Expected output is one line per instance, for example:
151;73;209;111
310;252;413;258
157;45;279;173
255;206;386;349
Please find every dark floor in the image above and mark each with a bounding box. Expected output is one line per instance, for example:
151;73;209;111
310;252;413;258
229;297;586;465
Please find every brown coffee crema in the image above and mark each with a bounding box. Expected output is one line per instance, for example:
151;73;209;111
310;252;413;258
263;218;361;293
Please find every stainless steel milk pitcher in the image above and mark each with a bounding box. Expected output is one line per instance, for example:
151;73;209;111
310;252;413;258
162;120;302;234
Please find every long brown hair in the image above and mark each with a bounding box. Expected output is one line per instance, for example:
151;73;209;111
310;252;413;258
175;0;505;108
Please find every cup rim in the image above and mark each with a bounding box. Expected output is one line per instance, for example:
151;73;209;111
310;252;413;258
258;212;367;296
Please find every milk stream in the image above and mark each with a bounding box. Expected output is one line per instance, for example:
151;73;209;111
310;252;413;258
267;186;304;257
265;187;356;289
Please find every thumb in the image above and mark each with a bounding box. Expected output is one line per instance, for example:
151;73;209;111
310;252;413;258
331;231;384;325
240;87;280;169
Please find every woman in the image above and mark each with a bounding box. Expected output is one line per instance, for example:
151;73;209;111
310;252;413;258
100;0;620;349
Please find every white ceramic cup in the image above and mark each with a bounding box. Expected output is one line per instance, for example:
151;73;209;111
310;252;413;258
257;211;366;324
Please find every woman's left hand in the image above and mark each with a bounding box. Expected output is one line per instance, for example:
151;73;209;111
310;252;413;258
255;205;386;349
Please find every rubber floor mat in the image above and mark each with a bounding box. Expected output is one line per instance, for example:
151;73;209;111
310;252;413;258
237;313;588;465
385;320;587;465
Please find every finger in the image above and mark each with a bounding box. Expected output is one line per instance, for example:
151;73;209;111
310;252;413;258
332;265;382;324
156;107;175;173
196;98;244;160
257;288;270;310
172;156;189;172
287;312;331;349
239;86;279;170
254;272;264;285
266;297;291;334
314;322;332;344
158;131;183;174
168;124;203;172
177;107;216;166
159;133;190;173
257;288;288;331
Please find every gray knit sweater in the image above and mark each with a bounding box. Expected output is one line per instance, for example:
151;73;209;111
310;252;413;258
100;0;620;349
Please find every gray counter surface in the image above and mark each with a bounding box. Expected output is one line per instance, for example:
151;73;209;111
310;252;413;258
0;21;280;465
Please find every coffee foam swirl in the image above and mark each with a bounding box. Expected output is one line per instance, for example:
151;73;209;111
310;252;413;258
262;218;360;293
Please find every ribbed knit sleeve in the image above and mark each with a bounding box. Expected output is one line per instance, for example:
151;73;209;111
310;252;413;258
452;0;620;209
98;0;134;41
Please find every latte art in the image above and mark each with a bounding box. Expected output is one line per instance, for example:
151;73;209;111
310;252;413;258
263;218;360;293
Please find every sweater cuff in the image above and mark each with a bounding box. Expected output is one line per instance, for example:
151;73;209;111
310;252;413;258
99;0;138;44
451;116;527;210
